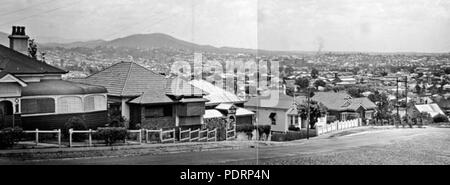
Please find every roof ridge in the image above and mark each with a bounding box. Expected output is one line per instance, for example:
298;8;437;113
120;61;134;96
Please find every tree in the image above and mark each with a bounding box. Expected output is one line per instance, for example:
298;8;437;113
295;77;310;89
297;100;327;129
28;39;38;59
347;87;363;98
311;68;319;79
415;84;422;94
445;68;450;75
313;79;326;88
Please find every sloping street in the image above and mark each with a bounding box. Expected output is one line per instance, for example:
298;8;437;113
3;126;449;165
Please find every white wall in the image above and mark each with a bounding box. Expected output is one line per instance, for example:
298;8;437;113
246;106;288;132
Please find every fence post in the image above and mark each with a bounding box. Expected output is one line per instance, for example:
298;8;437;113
159;129;163;143
88;129;93;147
35;129;39;145
145;129;148;143
214;128;217;142
57;129;61;147
139;129;142;144
69;128;73;148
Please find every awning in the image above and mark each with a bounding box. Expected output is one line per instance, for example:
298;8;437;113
236;107;255;116
22;80;107;96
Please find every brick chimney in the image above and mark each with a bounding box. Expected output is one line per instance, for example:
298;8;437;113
8;26;29;55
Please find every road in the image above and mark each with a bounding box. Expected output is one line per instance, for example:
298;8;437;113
3;126;450;165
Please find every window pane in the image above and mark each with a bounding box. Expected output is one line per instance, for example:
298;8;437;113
21;98;55;114
58;96;82;113
84;95;106;112
145;107;164;118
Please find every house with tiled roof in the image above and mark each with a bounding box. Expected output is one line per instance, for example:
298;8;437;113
0;26;108;129
189;79;254;126
74;61;208;129
244;90;326;132
311;92;377;123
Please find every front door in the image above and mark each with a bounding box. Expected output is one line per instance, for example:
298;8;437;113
0;101;14;128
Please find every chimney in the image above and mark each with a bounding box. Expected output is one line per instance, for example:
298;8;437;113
8;26;29;55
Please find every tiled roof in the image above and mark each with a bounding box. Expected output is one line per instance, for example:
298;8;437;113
79;62;166;97
312;92;377;111
77;62;205;104
0;44;66;74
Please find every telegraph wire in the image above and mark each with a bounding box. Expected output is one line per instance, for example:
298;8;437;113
0;0;82;27
0;0;59;17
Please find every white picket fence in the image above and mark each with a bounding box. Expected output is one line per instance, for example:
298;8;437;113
23;129;62;147
179;128;217;142
316;118;362;135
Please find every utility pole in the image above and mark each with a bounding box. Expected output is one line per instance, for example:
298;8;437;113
306;86;311;140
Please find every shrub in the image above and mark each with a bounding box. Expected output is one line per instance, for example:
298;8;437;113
270;130;314;141
63;117;87;142
108;116;126;127
236;124;255;140
433;114;449;123
288;125;300;131
0;127;24;149
95;127;128;146
256;125;271;140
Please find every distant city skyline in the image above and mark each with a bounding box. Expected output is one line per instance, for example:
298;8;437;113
0;0;449;53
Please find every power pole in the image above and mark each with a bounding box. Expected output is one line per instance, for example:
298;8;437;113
306;87;311;140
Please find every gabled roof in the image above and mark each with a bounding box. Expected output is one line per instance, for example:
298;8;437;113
414;103;445;117
78;61;167;97
0;71;27;86
0;44;66;74
245;90;301;110
189;79;245;105
312;92;377;111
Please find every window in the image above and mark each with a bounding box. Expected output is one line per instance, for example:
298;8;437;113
269;112;276;125
145;105;172;118
21;98;55;114
58;96;82;113
84;95;106;112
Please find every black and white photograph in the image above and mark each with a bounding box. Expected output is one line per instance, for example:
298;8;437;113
0;0;449;174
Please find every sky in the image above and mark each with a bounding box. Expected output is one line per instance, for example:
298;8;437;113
0;0;449;52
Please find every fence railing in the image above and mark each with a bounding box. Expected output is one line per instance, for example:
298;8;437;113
160;129;176;143
126;129;142;144
179;128;191;142
145;129;161;143
23;129;61;147
207;128;217;142
316;118;361;135
189;129;200;142
226;126;236;141
69;129;96;147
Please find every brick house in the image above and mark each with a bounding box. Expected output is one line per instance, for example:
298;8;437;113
74;62;208;129
0;26;108;129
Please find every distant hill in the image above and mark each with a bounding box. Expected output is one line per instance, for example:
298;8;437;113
41;39;107;48
39;32;298;55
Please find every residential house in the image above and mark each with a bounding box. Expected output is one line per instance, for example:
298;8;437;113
244;91;325;132
407;103;446;118
74;61;208;129
189;79;254;126
0;26;108;129
311;92;377;123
